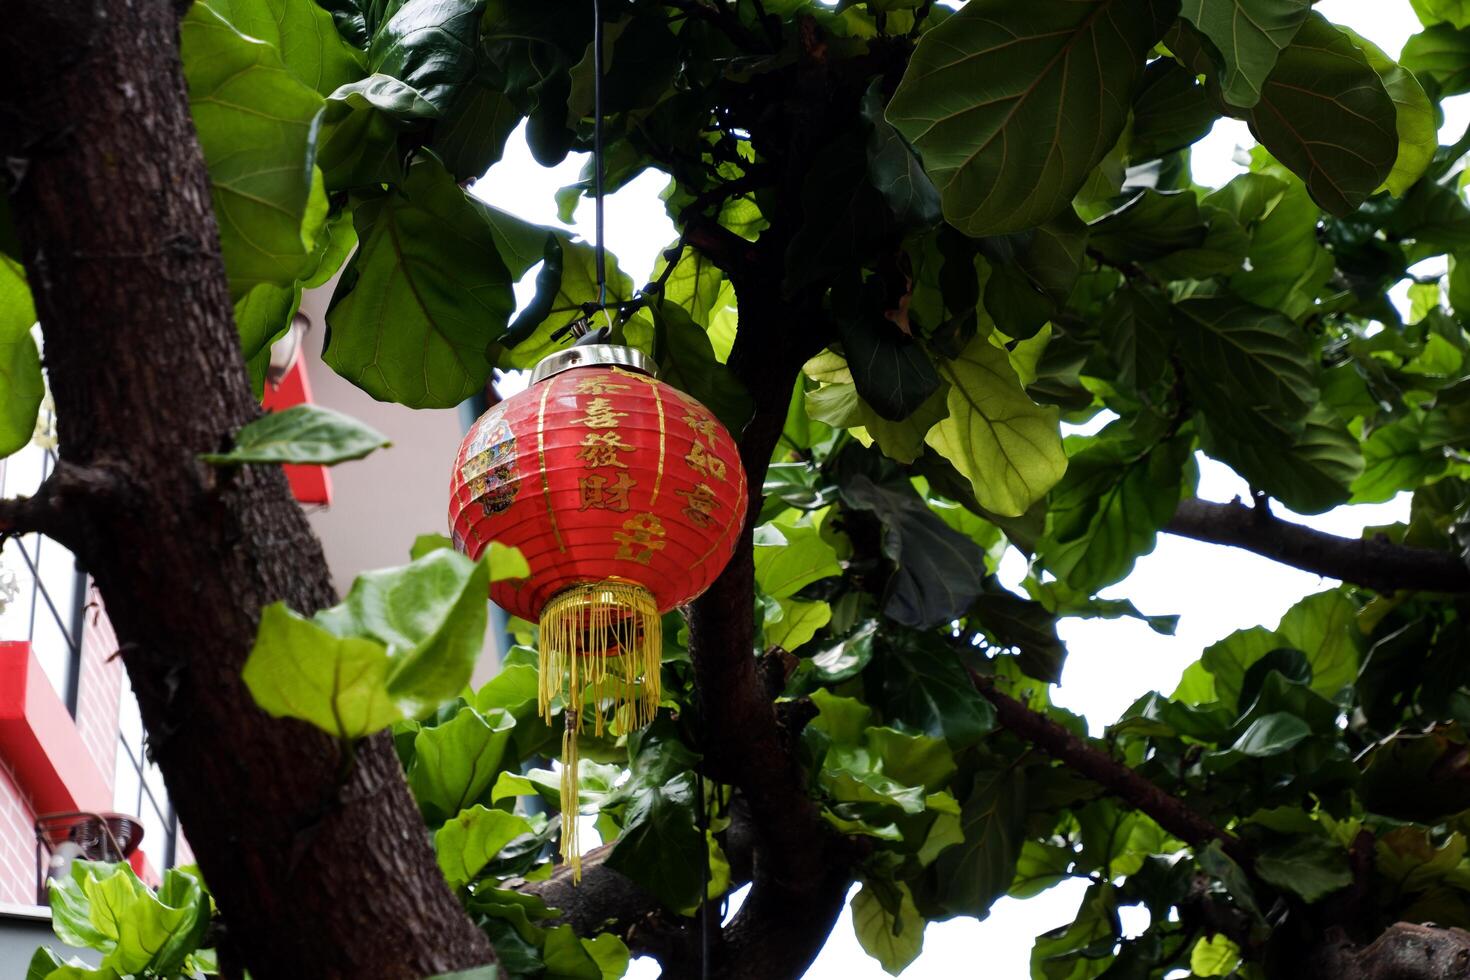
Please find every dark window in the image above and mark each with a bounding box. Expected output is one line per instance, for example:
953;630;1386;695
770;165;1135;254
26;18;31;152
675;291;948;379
1;436;88;714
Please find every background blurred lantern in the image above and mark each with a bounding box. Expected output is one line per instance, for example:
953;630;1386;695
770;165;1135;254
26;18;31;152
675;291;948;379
448;344;747;873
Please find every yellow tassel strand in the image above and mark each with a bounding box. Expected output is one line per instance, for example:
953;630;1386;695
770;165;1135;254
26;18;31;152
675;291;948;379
537;581;662;879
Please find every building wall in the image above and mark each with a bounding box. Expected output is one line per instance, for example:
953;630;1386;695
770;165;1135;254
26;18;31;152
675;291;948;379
0;762;36;906
74;588;122;793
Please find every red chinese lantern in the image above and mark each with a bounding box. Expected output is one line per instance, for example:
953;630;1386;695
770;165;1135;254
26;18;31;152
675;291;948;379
448;344;747;873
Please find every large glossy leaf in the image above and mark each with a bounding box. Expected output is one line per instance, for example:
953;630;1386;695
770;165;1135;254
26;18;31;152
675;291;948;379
317;74;439;191
206;0;366;95
652;300;753;435
1223;177;1333;319
1088;190;1208;263
498;234;637;369
1180;0;1311;108
0;257;41;459
314;548;491;718
753;518;842;599
48;863;208;977
930;761;1026;917
862;84;941;232
1174;295;1315;432
1346;31;1437;197
886;0;1174;236
840;475;985;629
925;334;1067;518
431;64;522;180
852;882;926;976
243;604;401;738
1402;24;1470;97
1199;404;1363;514
326;156;534;407
202;404;390;465
410;707;516;825
1037;431;1195;593
182;5;326;300
1253;836;1352;902
1412;0;1470;28
1242;13;1397;216
367;0;481;110
869;632;997;747
435;805;534;890
1129;59;1219;161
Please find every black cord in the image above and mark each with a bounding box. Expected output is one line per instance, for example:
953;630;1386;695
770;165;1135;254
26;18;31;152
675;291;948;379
592;0;607;311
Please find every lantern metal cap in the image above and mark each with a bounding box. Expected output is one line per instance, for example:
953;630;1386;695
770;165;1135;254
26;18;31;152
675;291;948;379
530;344;658;385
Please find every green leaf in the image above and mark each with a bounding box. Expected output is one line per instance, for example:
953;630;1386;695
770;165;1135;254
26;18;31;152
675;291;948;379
841;314;942;423
1129;58;1219;161
0;257;41;459
652;300;753;435
870;632;997;747
606;773;706;912
1412;0;1470;28
326;156;530;407
764;598;832;652
862;83;941;231
426;969;500;980
1200;404;1363;515
499;234;637;368
886;0;1174;236
1253;836;1352;902
366;0;481;110
1176;298;1314;420
1402;24;1470;98
410;707;516;825
852;882;926;976
753;518;842;599
431;64;522;181
542;925;628;980
1224;176;1334;319
317;74;440;191
1275;589;1361;700
926;334;1067;518
435;804;534;889
932;761;1025;918
206;0;366;95
314;548;490;718
243;603;401;739
1229;711;1312;756
202;404;389;465
1037;430;1194;593
182;4;326;300
841;474;985;629
48;862;208;977
1344;30;1437;197
1242;13;1398;216
1029;882;1120;980
1190;934;1242;977
1089;190;1208;264
1180;0;1311;108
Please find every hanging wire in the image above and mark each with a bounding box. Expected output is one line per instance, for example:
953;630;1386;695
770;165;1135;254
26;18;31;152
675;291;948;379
592;0;607;314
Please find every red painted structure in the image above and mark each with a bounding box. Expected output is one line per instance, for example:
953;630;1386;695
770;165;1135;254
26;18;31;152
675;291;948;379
263;357;332;506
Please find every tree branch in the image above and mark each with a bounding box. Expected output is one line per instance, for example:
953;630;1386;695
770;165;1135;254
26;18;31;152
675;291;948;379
0;459;124;548
971;673;1253;868
1165;498;1470;593
1308;923;1470;980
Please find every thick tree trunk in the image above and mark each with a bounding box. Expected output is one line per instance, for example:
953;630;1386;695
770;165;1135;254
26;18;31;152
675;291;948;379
1;3;493;977
680;290;852;980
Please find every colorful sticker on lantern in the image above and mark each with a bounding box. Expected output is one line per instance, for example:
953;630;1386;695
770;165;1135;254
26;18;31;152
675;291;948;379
684;440;726;481
577;431;633;469
464;417;519;516
676;483;718;528
573;375;632;396
580;471;636;512
574;397;627;430
614;513;667;564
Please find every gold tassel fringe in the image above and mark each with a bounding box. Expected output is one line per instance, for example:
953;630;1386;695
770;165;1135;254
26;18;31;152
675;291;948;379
537;580;662;879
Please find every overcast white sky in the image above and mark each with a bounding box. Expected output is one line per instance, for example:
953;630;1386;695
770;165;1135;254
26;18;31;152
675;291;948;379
473;3;1460;976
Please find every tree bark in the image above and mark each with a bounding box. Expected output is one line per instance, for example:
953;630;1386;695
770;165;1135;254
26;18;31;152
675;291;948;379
1166;498;1470;593
1;4;493;977
679;288;851;980
1307;923;1470;980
